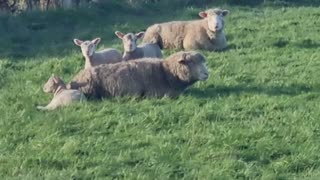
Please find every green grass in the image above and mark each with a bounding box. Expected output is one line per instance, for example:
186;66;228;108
1;2;320;179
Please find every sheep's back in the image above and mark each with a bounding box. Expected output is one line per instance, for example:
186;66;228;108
53;90;85;106
138;43;162;58
94;59;168;97
94;48;122;64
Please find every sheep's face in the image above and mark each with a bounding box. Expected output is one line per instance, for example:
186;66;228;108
43;75;60;93
74;38;101;57
115;31;145;52
186;56;209;81
176;52;209;82
191;61;209;81
199;8;229;33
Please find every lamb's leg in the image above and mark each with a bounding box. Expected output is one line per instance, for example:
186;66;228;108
36;101;57;111
36;105;49;110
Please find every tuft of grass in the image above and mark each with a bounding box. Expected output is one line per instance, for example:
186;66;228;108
0;2;320;179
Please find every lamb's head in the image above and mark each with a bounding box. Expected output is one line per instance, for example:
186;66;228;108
73;38;101;57
115;31;144;52
43;74;66;93
199;8;229;33
166;51;209;82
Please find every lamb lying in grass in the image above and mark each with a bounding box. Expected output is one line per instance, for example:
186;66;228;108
37;75;86;111
67;51;209;98
115;31;162;61
73;37;122;69
143;8;229;51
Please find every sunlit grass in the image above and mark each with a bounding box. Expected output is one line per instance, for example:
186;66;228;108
0;3;320;179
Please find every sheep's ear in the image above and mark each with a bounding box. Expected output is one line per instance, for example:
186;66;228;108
179;59;187;64
222;10;229;16
178;54;188;64
199;11;207;18
92;38;101;45
115;31;125;39
73;39;83;46
136;32;145;39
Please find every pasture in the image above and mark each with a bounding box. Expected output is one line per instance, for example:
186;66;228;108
0;1;320;179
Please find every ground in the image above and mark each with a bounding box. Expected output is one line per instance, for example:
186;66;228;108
0;2;320;179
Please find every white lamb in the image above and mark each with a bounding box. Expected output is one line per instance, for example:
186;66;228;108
73;37;122;69
37;75;86;111
115;31;162;61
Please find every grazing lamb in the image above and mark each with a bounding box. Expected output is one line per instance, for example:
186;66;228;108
143;8;229;51
73;37;122;69
67;51;209;98
115;31;162;61
37;75;86;111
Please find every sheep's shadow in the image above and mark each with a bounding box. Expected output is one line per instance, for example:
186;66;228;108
185;83;315;99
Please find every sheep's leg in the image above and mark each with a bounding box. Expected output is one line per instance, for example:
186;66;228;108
36;105;49;110
36;101;57;111
204;42;217;51
209;35;227;51
183;39;200;50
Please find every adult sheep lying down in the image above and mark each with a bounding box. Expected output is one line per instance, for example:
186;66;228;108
143;8;229;51
67;51;209;98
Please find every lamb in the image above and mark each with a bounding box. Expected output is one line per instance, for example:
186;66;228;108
115;31;162;61
73;37;122;69
67;51;209;99
37;75;86;111
142;8;229;51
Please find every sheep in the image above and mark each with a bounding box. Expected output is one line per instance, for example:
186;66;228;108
115;31;162;61
67;51;209;99
73;37;122;69
142;8;229;51
37;75;86;111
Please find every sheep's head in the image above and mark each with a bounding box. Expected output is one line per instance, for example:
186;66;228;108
115;31;144;52
43;74;65;93
199;8;229;33
73;38;101;57
166;51;209;82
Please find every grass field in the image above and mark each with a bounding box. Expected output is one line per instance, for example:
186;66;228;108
0;1;320;179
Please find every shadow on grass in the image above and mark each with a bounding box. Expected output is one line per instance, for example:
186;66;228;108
186;83;314;98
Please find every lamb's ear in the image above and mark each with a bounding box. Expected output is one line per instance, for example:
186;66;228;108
92;38;101;45
136;32;145;39
52;76;59;84
73;39;83;46
199;11;207;18
222;10;229;16
115;31;125;39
